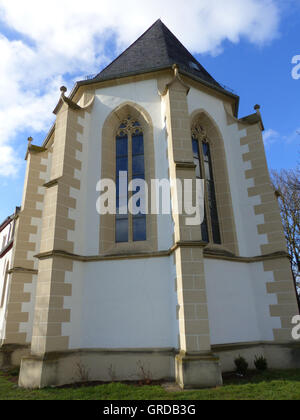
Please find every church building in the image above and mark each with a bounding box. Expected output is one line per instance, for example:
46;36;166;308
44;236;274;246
0;20;299;389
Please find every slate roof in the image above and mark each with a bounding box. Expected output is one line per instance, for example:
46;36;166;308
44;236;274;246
93;19;221;89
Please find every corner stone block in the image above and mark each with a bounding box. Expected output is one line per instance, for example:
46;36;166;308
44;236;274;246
175;353;223;389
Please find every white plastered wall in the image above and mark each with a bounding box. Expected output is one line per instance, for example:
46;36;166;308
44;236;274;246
62;256;179;349
187;87;268;257
204;258;280;345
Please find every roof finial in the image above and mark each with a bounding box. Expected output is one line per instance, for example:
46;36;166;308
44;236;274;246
27;136;33;144
53;85;83;114
254;104;262;118
60;86;67;97
172;63;179;77
160;63;190;96
254;104;265;132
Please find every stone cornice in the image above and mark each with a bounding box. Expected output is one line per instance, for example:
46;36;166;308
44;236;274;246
34;246;289;264
8;267;38;275
25;144;47;160
71;67;238;110
212;340;300;352
224;103;265;132
204;249;289;263
35;249;171;262
175;161;196;169
43;177;62;189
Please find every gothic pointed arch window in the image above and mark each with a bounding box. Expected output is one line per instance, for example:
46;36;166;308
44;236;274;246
115;116;146;243
192;122;221;244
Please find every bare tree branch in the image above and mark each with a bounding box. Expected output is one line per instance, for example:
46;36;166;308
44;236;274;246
271;168;300;298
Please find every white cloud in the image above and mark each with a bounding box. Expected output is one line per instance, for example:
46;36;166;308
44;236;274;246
263;127;300;147
0;146;22;176
0;0;280;176
263;129;280;147
283;128;300;144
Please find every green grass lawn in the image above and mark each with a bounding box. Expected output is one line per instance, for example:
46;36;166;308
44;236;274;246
0;369;300;400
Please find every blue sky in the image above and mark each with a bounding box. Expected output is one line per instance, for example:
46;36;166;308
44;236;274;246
0;0;299;222
200;4;300;171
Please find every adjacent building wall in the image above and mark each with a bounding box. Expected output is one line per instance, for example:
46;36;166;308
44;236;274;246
0;219;14;340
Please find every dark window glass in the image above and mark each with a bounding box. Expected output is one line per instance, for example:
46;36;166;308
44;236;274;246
115;124;146;243
133;215;147;241
116;136;128;157
195;159;201;178
132;134;144;155
132;133;146;241
132;174;145;181
201;221;209;243
116;157;128;173
116;135;128;242
132;134;145;178
132;156;144;176
193;138;209;242
116;216;129;243
202;142;209;158
202;142;221;244
192;139;199;157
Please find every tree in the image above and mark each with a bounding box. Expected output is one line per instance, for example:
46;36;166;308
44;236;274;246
271;169;300;299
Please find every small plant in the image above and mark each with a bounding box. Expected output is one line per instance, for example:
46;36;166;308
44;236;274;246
254;355;268;372
234;355;248;376
137;361;152;385
108;364;116;382
75;361;90;383
7;367;20;377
